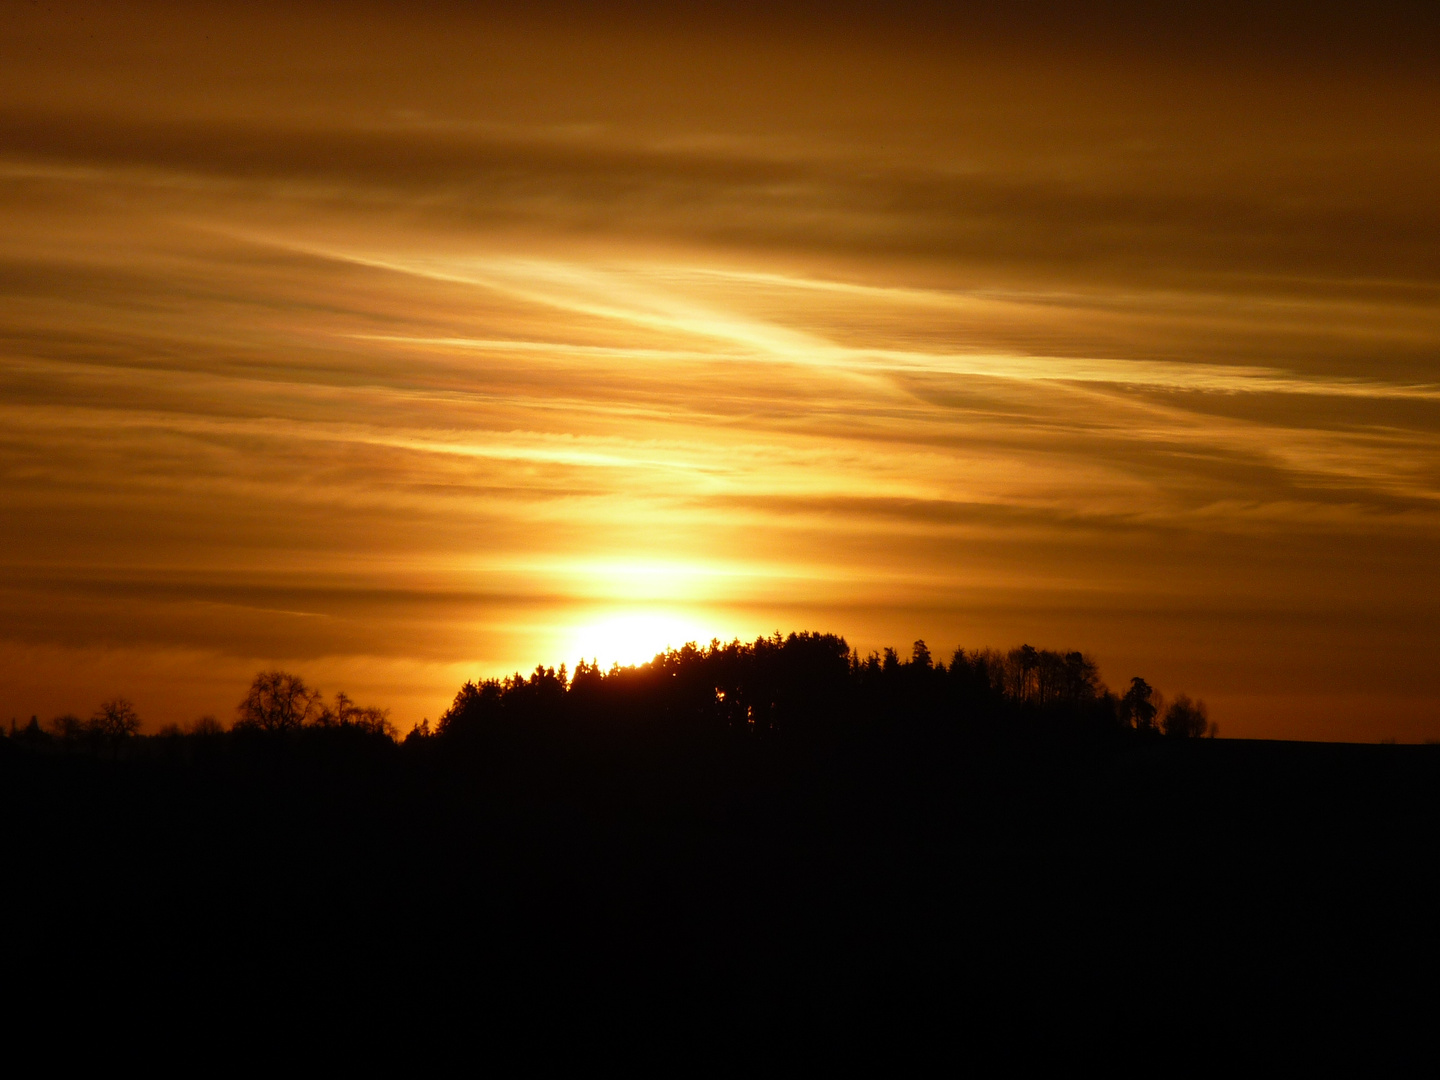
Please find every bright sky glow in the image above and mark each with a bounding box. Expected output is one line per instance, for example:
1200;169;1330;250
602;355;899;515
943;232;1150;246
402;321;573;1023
564;610;728;670
2;4;1439;741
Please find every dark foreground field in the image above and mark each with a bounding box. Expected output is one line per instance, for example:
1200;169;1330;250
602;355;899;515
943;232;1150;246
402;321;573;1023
4;729;1437;1047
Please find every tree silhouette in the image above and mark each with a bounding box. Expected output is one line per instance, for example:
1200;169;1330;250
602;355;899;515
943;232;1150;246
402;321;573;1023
237;671;321;732
1121;677;1159;733
317;691;395;735
1162;694;1215;738
91;698;141;738
1009;644;1040;703
911;640;933;669
190;715;225;737
46;714;87;740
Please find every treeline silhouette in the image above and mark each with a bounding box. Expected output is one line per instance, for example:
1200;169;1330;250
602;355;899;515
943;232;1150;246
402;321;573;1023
4;678;397;757
432;633;1215;745
3;632;1214;756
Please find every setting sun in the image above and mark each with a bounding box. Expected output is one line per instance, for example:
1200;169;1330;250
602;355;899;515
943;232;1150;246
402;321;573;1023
564;611;725;670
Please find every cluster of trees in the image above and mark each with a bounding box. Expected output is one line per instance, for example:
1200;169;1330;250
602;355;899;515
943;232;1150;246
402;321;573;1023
430;633;1216;743
5;672;395;751
233;670;395;736
6;697;143;750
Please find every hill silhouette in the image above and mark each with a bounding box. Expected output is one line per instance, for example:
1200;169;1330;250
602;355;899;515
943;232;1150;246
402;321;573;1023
430;632;1211;747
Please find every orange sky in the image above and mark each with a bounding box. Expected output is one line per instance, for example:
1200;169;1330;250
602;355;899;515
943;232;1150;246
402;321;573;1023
3;2;1439;740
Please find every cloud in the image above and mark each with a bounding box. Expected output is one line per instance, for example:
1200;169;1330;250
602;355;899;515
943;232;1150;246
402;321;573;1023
1;4;1439;737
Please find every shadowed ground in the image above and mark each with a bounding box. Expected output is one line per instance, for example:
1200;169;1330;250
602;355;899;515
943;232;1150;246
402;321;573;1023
5;725;1435;1047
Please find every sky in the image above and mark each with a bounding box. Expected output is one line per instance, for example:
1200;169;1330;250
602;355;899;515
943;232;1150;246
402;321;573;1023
3;2;1439;740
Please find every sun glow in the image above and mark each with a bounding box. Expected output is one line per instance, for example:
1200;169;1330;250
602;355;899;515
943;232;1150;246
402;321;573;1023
565;610;724;669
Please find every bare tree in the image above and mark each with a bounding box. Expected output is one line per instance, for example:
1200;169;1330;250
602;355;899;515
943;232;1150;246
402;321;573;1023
91;698;142;738
1002;645;1039;703
317;690;395;736
237;671;321;732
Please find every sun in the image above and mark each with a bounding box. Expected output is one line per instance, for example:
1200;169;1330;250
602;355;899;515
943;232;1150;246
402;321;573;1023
565;610;721;669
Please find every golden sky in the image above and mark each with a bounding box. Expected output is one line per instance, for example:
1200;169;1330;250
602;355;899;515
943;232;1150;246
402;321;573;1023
3;3;1439;739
